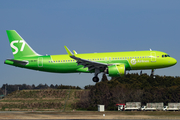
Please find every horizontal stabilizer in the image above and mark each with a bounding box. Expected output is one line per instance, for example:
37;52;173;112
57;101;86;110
5;59;28;65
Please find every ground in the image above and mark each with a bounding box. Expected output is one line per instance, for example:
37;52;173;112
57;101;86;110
1;89;180;119
0;111;180;119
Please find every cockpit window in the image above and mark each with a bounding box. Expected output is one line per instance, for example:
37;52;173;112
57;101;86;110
162;54;170;58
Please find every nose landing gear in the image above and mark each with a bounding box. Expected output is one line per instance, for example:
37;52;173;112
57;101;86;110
151;69;156;78
140;70;142;75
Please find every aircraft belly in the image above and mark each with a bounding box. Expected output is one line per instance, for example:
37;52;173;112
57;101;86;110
42;62;80;73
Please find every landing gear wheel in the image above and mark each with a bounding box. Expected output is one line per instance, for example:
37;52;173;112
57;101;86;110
92;77;99;82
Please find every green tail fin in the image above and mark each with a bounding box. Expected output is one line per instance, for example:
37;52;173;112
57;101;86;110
6;30;40;58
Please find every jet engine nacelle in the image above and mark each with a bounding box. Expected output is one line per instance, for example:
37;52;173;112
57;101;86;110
107;64;126;77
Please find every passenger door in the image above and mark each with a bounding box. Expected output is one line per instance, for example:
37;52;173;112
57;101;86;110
150;52;156;62
38;57;43;67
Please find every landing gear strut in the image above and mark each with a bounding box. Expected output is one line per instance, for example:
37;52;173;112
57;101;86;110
151;69;156;78
140;70;142;75
92;69;100;82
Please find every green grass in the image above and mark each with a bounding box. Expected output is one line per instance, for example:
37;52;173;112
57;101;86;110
0;89;86;111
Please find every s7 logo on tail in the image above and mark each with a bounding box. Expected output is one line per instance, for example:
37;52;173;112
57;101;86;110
10;40;26;54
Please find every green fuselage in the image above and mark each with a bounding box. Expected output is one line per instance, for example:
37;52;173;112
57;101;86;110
5;50;177;74
4;30;177;82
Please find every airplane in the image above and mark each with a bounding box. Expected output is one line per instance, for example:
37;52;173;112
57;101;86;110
4;30;177;82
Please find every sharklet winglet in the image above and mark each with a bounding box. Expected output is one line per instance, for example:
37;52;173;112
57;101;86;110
73;50;77;54
64;46;73;56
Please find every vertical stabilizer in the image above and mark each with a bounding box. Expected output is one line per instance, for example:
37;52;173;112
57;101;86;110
6;30;40;58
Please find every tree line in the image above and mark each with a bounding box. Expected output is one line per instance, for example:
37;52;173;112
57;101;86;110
1;73;180;111
75;73;180;110
0;83;81;95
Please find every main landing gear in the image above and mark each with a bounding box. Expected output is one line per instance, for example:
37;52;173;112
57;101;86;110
92;69;100;82
93;76;99;82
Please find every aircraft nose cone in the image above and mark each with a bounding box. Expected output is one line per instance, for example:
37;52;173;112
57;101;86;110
171;58;177;65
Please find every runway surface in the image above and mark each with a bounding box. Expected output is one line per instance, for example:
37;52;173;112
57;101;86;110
0;111;180;119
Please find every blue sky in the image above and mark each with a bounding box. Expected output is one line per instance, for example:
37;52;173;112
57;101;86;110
0;0;180;88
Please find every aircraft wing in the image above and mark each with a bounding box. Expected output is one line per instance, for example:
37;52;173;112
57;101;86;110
64;46;107;71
